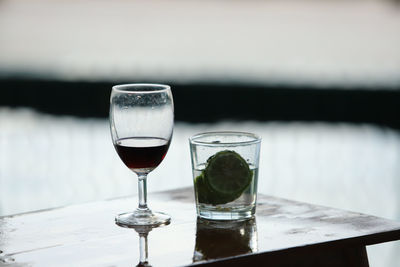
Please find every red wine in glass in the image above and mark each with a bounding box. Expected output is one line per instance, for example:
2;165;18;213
110;83;173;227
114;137;170;173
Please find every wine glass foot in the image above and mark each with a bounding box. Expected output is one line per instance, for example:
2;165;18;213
115;211;171;228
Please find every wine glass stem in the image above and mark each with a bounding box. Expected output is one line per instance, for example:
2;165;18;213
139;233;149;264
137;174;149;211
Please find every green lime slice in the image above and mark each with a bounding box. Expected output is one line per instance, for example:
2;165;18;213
194;172;243;205
194;173;210;204
204;150;251;196
194;150;252;206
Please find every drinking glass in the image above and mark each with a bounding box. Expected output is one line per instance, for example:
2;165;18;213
110;84;173;227
190;132;261;221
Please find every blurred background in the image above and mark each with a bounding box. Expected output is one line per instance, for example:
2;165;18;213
0;0;399;266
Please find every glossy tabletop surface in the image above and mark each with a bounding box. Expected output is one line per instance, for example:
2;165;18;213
1;188;400;267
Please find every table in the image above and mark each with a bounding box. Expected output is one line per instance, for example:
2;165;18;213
1;188;400;267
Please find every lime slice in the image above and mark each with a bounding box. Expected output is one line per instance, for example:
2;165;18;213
194;172;243;205
194;150;252;206
204;150;251;197
194;173;210;204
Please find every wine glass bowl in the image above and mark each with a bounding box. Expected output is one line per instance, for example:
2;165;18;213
110;84;173;227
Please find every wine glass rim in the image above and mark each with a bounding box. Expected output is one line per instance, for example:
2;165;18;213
189;131;261;146
112;83;171;93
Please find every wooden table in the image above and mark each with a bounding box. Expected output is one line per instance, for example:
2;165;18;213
1;188;400;267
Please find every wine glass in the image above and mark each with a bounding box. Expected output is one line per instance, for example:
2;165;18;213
110;83;173;227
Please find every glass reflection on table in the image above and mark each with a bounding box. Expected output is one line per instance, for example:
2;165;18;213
193;218;258;262
133;225;153;267
118;222;170;267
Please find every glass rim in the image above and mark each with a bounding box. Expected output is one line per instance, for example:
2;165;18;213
189;131;261;146
112;83;171;94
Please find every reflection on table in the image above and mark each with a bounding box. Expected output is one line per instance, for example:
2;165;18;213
193;218;257;262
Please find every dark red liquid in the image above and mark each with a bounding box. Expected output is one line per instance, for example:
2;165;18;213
114;137;170;172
